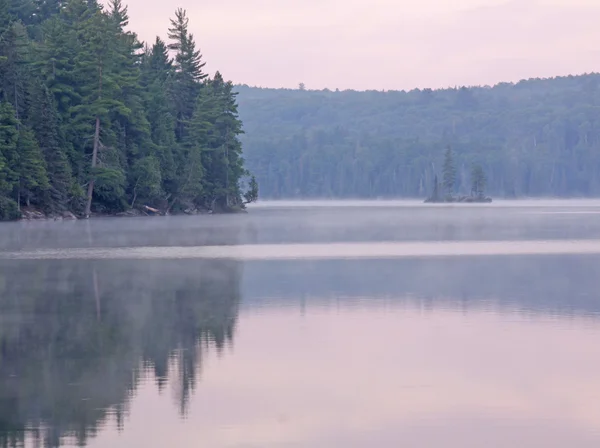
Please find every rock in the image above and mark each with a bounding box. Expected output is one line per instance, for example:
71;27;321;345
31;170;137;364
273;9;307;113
62;211;78;220
21;210;46;220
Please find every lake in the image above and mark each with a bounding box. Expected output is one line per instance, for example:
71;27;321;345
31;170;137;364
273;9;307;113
2;200;600;447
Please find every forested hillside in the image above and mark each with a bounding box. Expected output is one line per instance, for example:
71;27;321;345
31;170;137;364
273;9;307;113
0;0;254;221
236;75;600;199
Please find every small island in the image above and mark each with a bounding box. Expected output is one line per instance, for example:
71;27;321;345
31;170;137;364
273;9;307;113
425;147;492;203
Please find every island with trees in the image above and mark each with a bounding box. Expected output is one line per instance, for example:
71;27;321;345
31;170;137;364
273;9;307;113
424;147;492;203
0;0;257;221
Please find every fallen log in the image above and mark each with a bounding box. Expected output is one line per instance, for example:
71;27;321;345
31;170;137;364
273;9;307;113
143;205;160;214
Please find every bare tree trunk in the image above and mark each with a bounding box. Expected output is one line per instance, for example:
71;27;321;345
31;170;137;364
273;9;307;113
85;116;101;218
130;179;139;208
85;64;103;218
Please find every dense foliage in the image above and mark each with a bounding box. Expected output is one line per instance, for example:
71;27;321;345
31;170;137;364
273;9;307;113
0;0;254;220
236;74;600;199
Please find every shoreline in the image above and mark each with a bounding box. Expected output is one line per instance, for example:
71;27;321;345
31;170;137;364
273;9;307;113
17;205;248;222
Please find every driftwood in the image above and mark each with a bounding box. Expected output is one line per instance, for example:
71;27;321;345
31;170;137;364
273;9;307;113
143;205;160;214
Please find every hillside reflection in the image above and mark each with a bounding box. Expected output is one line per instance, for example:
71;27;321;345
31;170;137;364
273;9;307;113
241;255;600;317
2;253;600;447
0;259;241;448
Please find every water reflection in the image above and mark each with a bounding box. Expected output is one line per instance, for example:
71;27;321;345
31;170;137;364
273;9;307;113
242;255;600;317
3;202;600;447
1;254;600;446
0;259;241;447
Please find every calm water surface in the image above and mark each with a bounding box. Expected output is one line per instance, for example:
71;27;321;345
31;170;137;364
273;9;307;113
2;200;600;447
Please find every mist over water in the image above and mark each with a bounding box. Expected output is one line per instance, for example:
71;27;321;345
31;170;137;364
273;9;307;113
2;200;600;447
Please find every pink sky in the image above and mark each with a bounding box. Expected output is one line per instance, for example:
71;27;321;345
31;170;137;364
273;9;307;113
117;0;600;90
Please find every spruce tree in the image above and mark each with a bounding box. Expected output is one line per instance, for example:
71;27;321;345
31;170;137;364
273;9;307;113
33;0;66;23
470;163;487;198
29;81;74;210
0;20;33;121
0;0;10;32
65;5;130;216
0;100;19;218
0;2;256;219
14;124;49;208
244;175;258;204
167;8;206;141
211;72;245;207
140;37;176;204
442;146;456;197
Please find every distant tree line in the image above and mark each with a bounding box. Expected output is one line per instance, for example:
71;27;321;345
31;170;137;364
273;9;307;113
235;75;600;199
0;0;256;221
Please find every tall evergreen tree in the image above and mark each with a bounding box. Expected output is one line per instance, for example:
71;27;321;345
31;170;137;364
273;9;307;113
14;124;49;208
470;163;487;198
0;4;256;220
442;146;456;196
187;71;246;210
167;8;206;141
0;20;33;120
33;0;66;23
140;36;176;203
0;100;19;218
29;81;74;209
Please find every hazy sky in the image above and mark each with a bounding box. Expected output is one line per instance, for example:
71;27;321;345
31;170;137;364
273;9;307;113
118;0;600;91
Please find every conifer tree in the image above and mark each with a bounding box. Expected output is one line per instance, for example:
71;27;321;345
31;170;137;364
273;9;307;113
0;3;257;219
29;81;74;209
14;124;49;208
167;8;206;141
244;175;258;204
442;146;456;196
0;20;33;121
470;163;487;198
140;37;176;204
0;100;19;218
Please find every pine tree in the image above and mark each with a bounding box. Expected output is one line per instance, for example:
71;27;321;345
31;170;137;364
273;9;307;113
140;37;176;202
29;81;74;210
0;0;11;33
442;146;456;196
0;1;255;220
14;124;49;208
8;0;36;25
185;72;246;210
0;20;34;121
244;175;258;204
0;100;19;218
430;174;440;201
33;0;66;23
471;163;487;198
212;72;245;207
167;8;206;141
64;5;130;216
129;155;161;207
107;0;151;168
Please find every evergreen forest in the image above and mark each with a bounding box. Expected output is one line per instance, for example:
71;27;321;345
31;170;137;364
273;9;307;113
236;74;600;199
0;0;255;221
3;0;600;221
